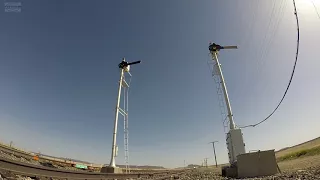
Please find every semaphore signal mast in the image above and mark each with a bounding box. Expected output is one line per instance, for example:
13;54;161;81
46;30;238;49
107;58;141;173
208;42;246;166
207;42;282;178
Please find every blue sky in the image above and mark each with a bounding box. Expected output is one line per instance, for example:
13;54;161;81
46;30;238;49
0;0;320;168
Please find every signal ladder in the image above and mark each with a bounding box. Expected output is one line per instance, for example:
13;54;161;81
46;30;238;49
207;59;229;134
118;72;132;174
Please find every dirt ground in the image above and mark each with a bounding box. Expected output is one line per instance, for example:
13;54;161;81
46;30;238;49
202;154;320;175
278;154;320;172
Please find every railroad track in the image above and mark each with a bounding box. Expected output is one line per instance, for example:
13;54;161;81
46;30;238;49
0;144;35;161
0;157;188;180
0;144;171;174
0;144;98;170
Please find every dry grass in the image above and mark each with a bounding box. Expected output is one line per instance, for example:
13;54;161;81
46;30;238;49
202;137;320;174
278;154;320;172
276;137;320;158
275;137;320;172
277;145;320;162
202;155;320;174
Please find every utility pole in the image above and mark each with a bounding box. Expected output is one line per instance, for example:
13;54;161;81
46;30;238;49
209;141;218;167
204;158;209;168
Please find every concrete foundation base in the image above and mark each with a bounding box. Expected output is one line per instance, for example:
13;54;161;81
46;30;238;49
100;166;122;173
222;165;238;178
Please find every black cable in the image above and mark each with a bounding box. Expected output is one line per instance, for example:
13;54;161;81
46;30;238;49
240;0;300;129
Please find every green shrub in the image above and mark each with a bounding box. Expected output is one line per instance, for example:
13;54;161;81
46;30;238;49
277;146;320;162
296;150;307;157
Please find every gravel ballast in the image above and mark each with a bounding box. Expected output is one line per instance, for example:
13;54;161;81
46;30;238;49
1;149;320;179
1;167;320;180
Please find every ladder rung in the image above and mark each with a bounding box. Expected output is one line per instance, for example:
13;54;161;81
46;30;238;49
122;79;129;87
119;111;125;116
118;108;127;116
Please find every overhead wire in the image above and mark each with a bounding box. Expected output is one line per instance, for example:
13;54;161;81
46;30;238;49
311;0;320;20
237;0;260;49
254;0;278;72
241;0;285;111
242;0;260;49
258;0;287;70
260;0;288;68
240;0;300;128
239;0;261;92
250;0;287;92
244;0;280;91
254;0;283;79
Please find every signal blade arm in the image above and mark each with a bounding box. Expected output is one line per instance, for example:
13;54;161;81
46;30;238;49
209;43;238;52
222;46;238;49
128;61;141;66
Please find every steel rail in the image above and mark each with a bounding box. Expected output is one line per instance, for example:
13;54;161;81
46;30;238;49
0;144;35;160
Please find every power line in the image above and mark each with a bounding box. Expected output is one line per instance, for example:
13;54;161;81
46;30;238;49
244;0;282;92
239;0;261;92
254;0;284;80
260;0;288;68
311;1;320;20
259;0;287;70
250;0;288;92
240;0;300;129
254;0;278;72
239;0;260;49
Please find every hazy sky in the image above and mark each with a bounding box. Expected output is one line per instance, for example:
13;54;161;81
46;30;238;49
0;0;320;168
